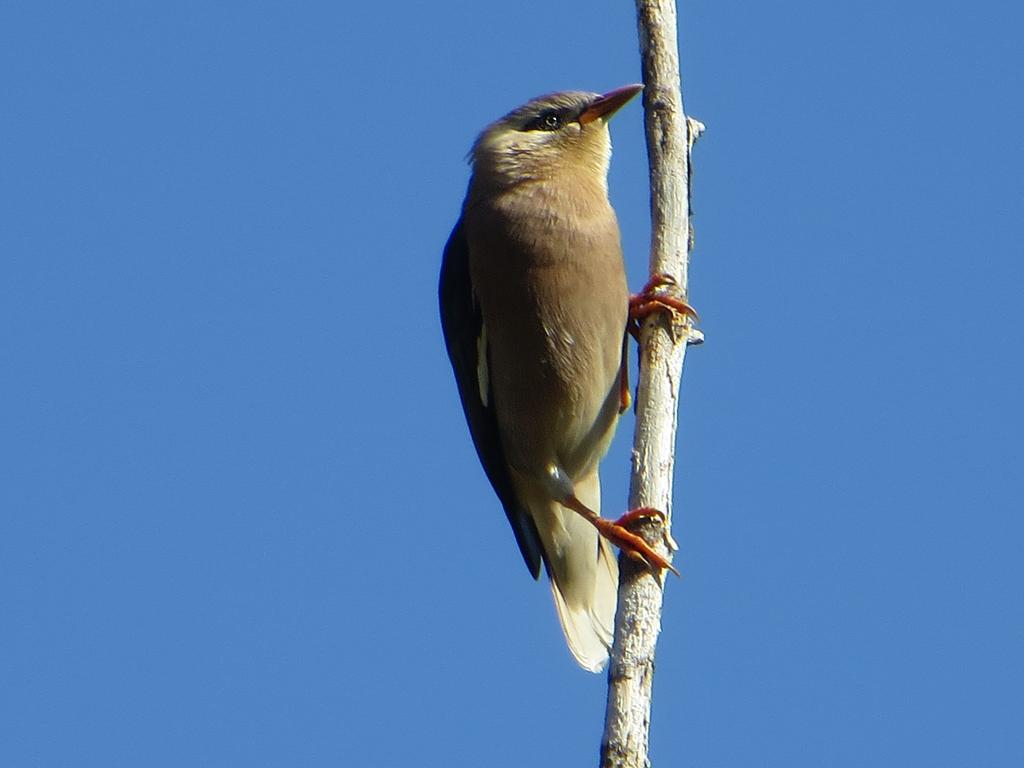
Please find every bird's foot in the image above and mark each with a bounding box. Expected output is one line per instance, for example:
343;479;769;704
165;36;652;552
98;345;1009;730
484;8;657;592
628;273;698;340
616;506;679;552
596;507;680;577
563;495;679;577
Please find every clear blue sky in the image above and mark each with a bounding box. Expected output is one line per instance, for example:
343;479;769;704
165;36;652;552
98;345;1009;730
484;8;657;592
2;1;1021;765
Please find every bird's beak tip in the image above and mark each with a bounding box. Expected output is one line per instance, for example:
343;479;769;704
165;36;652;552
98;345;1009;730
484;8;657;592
578;83;644;125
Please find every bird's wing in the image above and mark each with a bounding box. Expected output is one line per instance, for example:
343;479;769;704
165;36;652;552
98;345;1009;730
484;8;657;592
439;217;544;578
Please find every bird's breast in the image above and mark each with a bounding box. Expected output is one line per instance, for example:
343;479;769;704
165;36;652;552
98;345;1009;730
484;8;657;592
464;186;629;478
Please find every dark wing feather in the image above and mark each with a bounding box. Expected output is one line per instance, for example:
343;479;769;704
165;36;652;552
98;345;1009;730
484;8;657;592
439;217;544;578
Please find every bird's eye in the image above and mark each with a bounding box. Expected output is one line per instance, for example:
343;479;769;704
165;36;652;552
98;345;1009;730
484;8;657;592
525;111;563;132
541;113;562;130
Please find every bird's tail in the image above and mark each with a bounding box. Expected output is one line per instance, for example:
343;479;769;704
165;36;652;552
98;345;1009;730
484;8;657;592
536;471;619;672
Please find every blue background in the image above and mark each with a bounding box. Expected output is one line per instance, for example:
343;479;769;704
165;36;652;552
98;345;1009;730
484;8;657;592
3;1;1021;765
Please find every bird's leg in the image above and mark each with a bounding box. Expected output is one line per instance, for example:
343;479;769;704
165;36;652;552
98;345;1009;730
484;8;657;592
629;273;698;338
618;331;631;414
562;495;680;577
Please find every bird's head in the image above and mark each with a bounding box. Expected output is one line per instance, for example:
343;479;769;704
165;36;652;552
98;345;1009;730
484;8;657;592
469;84;642;192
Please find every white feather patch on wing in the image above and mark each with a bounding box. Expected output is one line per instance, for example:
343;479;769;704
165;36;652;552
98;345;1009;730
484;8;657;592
476;322;489;407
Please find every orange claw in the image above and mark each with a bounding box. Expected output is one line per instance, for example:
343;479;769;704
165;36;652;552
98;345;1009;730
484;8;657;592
629;273;698;338
563;496;680;577
610;506;680;576
595;515;680;576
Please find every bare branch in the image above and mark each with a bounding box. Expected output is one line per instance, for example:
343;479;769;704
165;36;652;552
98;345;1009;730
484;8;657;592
600;1;701;765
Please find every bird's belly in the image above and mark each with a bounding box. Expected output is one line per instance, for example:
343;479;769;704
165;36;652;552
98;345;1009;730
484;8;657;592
487;287;625;482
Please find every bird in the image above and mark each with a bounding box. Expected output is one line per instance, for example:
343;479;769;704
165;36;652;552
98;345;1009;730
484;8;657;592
439;85;677;672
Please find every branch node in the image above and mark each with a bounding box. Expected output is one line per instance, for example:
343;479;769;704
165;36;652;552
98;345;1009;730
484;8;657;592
687;117;706;149
663;525;680;553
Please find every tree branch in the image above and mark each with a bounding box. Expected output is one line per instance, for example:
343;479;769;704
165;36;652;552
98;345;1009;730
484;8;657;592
600;1;702;765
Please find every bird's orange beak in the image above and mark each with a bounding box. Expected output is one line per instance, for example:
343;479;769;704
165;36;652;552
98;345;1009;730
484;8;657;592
578;84;643;125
